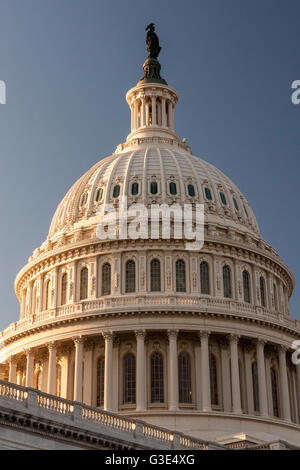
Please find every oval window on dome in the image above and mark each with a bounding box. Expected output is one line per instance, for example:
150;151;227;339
113;184;120;198
204;187;212;201
131;182;139;196
233;197;239;211
169;182;177;195
96;188;103;202
219;192;227;205
150;181;158;195
187;184;195;197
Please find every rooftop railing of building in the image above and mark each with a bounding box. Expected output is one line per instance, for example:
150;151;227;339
0;379;225;450
1;296;299;343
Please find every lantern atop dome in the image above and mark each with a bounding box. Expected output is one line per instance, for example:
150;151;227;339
125;24;179;142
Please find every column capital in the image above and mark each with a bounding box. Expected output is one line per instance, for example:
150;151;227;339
24;347;33;357
7;355;16;365
278;344;288;354
135;329;146;339
199;330;211;340
46;341;57;351
102;331;114;342
167;329;179;339
256;338;266;348
228;333;240;344
72;336;84;346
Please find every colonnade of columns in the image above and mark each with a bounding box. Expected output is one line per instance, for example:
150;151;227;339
6;330;299;424
130;94;175;132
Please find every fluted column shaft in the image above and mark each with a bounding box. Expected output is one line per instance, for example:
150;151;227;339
161;97;166;127
200;331;211;412
278;346;291;421
47;342;57;395
25;349;34;387
74;337;83;402
141;97;146;127
136;330;146;411
230;334;242;414
151;96;156;126
8;357;17;383
168;330;179;411
103;332;113;411
133;101;138;130
256;339;268;417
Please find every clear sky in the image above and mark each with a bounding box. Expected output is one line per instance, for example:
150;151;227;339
0;0;299;330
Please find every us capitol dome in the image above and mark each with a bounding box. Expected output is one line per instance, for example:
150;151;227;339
1;25;300;449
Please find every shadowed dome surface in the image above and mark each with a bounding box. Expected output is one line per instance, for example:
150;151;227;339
48;145;260;239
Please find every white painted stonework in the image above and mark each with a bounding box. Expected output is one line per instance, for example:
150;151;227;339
1;50;300;450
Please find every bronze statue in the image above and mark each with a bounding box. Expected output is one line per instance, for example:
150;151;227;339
146;23;161;59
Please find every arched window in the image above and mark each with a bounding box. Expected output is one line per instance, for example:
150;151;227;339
273;283;278;311
150;259;161;292
187;184;195;197
223;265;232;298
56;364;62;397
61;273;67;305
80;267;88;300
45;280;51;311
123;353;136;404
219;192;227;205
243;270;251;303
260;276;266;307
270;367;279;417
243;204;249;217
252;362;259;412
95;188;103;202
113;184;120;198
178;352;192;403
96;357;105;407
102;263;111;295
150;181;158;195
169;182;177;195
204;187;212;201
209;353;218;406
131;182;139;196
200;261;210;294
176;259;186;292
233;197;239;211
151;352;164;403
125;260;136;293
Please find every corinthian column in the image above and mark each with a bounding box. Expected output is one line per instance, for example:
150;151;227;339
168;330;179;411
256;339;268;417
25;348;34;388
200;331;212;412
151;96;156;126
135;330;146;411
278;345;291;421
73;337;84;402
103;332;113;411
229;334;242;414
8;356;17;383
47;341;57;395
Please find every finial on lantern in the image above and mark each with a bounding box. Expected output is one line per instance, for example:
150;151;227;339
137;24;167;85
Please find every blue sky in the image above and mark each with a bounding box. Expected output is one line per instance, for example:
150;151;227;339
0;0;299;329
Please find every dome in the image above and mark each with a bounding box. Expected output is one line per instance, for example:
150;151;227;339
48;145;259;240
2;27;299;450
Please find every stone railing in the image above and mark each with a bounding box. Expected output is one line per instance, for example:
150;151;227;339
1;295;299;342
0;380;224;450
